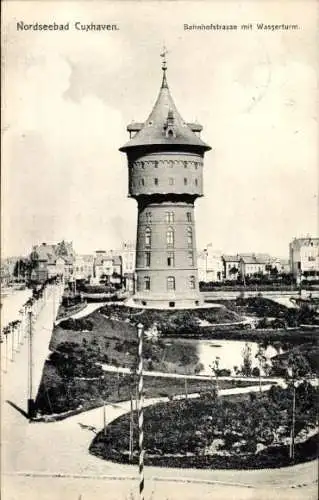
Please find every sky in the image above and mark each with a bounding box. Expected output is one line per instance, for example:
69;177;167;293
2;0;318;259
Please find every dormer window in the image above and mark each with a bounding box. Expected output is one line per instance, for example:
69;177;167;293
164;109;176;138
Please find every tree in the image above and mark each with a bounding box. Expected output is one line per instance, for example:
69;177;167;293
240;343;252;376
229;266;239;276
210;356;221;394
285;351;313;461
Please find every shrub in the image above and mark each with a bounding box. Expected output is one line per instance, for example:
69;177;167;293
59;318;93;331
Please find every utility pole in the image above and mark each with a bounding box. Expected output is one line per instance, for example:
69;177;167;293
103;401;106;437
52;284;56;319
287;366;296;461
137;323;144;500
290;383;296;461
129;390;134;461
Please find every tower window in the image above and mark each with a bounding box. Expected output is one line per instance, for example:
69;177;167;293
145;227;151;247
145;252;151;267
167;276;175;290
188;251;194;266
184;178;188;185
141;162;145;169
167;252;175;267
186;212;192;222
154;178;158;185
165;212;174;223
154;161;158;168
140;178;145;186
187;227;193;248
189;276;196;289
169;178;174;185
166;227;174;247
145;212;152;223
183;161;187;168
195;179;198;186
144;276;150;291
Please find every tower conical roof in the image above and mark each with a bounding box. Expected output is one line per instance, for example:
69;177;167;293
120;67;211;153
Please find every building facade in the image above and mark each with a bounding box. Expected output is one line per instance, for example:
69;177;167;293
239;254;272;277
93;250;123;287
74;254;94;281
120;58;211;308
198;246;223;282
289;237;319;280
30;241;75;283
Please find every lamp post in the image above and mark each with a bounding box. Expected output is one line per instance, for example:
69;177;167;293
27;306;36;419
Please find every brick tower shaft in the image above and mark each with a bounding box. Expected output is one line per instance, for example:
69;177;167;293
120;58;211;308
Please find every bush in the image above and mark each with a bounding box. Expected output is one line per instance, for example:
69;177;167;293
59;318;93;331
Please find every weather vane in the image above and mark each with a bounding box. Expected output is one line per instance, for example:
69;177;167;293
160;45;169;71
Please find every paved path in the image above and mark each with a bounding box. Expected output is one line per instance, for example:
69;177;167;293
55;301;106;325
1;292;317;500
2;377;317;495
100;362;281;384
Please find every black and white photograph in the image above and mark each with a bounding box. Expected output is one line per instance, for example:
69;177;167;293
1;1;318;499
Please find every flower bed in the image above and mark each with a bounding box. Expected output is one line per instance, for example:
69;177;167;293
89;386;318;469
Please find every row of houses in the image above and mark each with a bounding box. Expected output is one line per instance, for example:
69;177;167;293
198;237;319;283
27;242;125;287
197;247;290;283
2;236;318;288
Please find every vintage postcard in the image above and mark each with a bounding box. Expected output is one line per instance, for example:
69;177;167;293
1;1;318;499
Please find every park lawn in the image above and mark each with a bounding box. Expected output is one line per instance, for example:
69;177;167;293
35;361;258;417
50;309;203;375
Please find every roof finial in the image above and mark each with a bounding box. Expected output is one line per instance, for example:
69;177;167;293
160;45;169;88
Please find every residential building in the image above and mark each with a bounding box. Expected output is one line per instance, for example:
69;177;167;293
222;255;241;280
289;237;319;280
30;241;75;283
121;241;136;274
198;245;223;282
74;254;94;281
93;251;114;283
120;241;136;293
93;251;123;287
119;56;211;308
239;253;272;277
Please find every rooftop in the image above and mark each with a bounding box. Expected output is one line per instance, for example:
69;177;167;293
120;59;211;153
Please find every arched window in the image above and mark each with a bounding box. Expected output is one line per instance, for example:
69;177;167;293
167;276;175;291
187;227;193;247
166;227;174;247
145;227;151;247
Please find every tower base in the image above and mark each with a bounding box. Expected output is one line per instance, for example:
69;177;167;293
127;292;204;310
